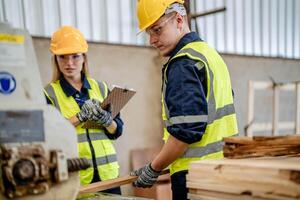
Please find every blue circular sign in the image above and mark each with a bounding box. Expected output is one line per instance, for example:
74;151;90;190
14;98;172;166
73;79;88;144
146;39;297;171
0;72;16;94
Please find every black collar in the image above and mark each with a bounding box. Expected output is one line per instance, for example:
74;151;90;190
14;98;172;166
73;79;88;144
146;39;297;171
168;32;202;58
60;74;91;97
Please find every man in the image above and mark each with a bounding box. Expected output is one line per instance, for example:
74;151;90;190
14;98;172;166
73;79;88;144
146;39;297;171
131;0;238;199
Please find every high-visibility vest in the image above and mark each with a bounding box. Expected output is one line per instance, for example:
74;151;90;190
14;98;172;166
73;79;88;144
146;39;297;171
162;41;238;175
44;77;119;185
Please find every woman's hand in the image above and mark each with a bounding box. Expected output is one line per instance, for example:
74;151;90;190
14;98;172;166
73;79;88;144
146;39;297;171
80;99;113;127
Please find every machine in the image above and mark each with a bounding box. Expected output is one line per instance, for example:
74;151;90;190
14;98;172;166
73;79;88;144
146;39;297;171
0;23;89;200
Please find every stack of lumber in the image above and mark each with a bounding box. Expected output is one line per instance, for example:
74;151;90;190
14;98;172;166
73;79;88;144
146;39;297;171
223;135;300;158
187;157;300;200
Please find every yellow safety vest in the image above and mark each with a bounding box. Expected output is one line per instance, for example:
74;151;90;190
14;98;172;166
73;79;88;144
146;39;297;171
44;77;119;185
162;41;238;175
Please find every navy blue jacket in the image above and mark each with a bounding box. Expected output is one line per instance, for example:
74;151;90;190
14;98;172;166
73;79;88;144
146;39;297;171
163;32;207;144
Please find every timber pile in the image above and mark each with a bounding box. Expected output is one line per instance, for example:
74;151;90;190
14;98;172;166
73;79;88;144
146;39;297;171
187;157;300;200
223;135;300;158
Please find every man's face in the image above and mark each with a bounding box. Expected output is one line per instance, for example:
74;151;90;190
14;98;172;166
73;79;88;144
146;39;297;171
146;14;180;57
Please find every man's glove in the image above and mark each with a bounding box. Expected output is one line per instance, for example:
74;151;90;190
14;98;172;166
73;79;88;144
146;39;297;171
84;99;113;127
130;163;161;188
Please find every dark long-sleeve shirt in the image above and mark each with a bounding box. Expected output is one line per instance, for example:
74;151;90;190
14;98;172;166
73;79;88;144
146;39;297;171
163;32;207;144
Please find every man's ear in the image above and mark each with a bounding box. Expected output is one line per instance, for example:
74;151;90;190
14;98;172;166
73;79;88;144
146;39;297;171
175;13;184;29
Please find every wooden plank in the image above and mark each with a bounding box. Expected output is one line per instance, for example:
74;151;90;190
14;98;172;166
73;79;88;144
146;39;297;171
247;81;254;137
189;189;297;200
252;81;272;90
296;83;300;134
250;122;295;132
189;157;300;171
251;82;295;91
79;175;137;195
188;164;298;184
272;85;279;136
223;136;300;158
188;162;300;182
187;177;300;199
79;169;169;195
224;145;300;159
224;135;300;145
189;189;271;200
187;158;300;199
279;84;296;91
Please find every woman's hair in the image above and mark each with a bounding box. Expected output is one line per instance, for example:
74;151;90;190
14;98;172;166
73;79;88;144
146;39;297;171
50;53;90;82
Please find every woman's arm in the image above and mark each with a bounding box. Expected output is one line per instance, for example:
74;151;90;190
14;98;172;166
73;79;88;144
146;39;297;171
68;114;119;135
105;120;117;134
68;115;81;127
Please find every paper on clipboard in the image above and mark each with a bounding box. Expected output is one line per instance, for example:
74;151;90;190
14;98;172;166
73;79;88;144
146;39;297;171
82;86;136;129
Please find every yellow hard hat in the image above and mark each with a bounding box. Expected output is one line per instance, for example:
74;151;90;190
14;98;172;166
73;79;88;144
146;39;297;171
137;0;184;32
50;26;88;55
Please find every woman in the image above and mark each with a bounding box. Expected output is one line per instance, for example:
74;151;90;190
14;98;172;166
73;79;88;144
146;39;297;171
44;26;122;194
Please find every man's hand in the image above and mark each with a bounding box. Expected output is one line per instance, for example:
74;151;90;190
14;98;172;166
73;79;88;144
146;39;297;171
130;163;161;188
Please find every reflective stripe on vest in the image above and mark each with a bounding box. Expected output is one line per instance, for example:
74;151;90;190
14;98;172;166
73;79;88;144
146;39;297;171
182;140;224;158
162;41;238;170
77;131;107;143
164;115;208;127
44;84;60;111
87;154;118;166
163;47;236;127
44;78;119;184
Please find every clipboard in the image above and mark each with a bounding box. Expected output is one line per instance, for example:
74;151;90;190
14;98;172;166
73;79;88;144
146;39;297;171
82;86;136;129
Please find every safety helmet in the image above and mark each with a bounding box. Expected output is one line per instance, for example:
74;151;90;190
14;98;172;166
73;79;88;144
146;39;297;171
50;26;88;55
137;0;184;32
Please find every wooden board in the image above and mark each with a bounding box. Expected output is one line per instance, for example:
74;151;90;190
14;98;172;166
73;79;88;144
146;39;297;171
187;176;300;199
187;157;300;200
224;135;300;158
82;86;136;129
190;157;300;171
79;175;137;195
79;169;169;195
189;189;270;200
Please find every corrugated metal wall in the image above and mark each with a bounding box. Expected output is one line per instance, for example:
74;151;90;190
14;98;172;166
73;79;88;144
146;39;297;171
192;0;300;59
1;0;299;59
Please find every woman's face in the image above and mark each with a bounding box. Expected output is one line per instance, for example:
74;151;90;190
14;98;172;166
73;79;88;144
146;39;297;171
56;53;84;79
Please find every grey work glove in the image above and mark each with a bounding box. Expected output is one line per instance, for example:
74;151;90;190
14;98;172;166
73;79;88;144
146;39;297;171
76;100;93;122
130;163;161;188
84;99;113;127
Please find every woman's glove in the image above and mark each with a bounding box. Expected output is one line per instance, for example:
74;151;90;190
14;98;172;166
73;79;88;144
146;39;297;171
76;100;93;122
79;99;113;127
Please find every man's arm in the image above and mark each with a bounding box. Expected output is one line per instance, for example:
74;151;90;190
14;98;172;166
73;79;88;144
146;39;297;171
165;59;208;144
151;135;189;171
130;135;188;188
